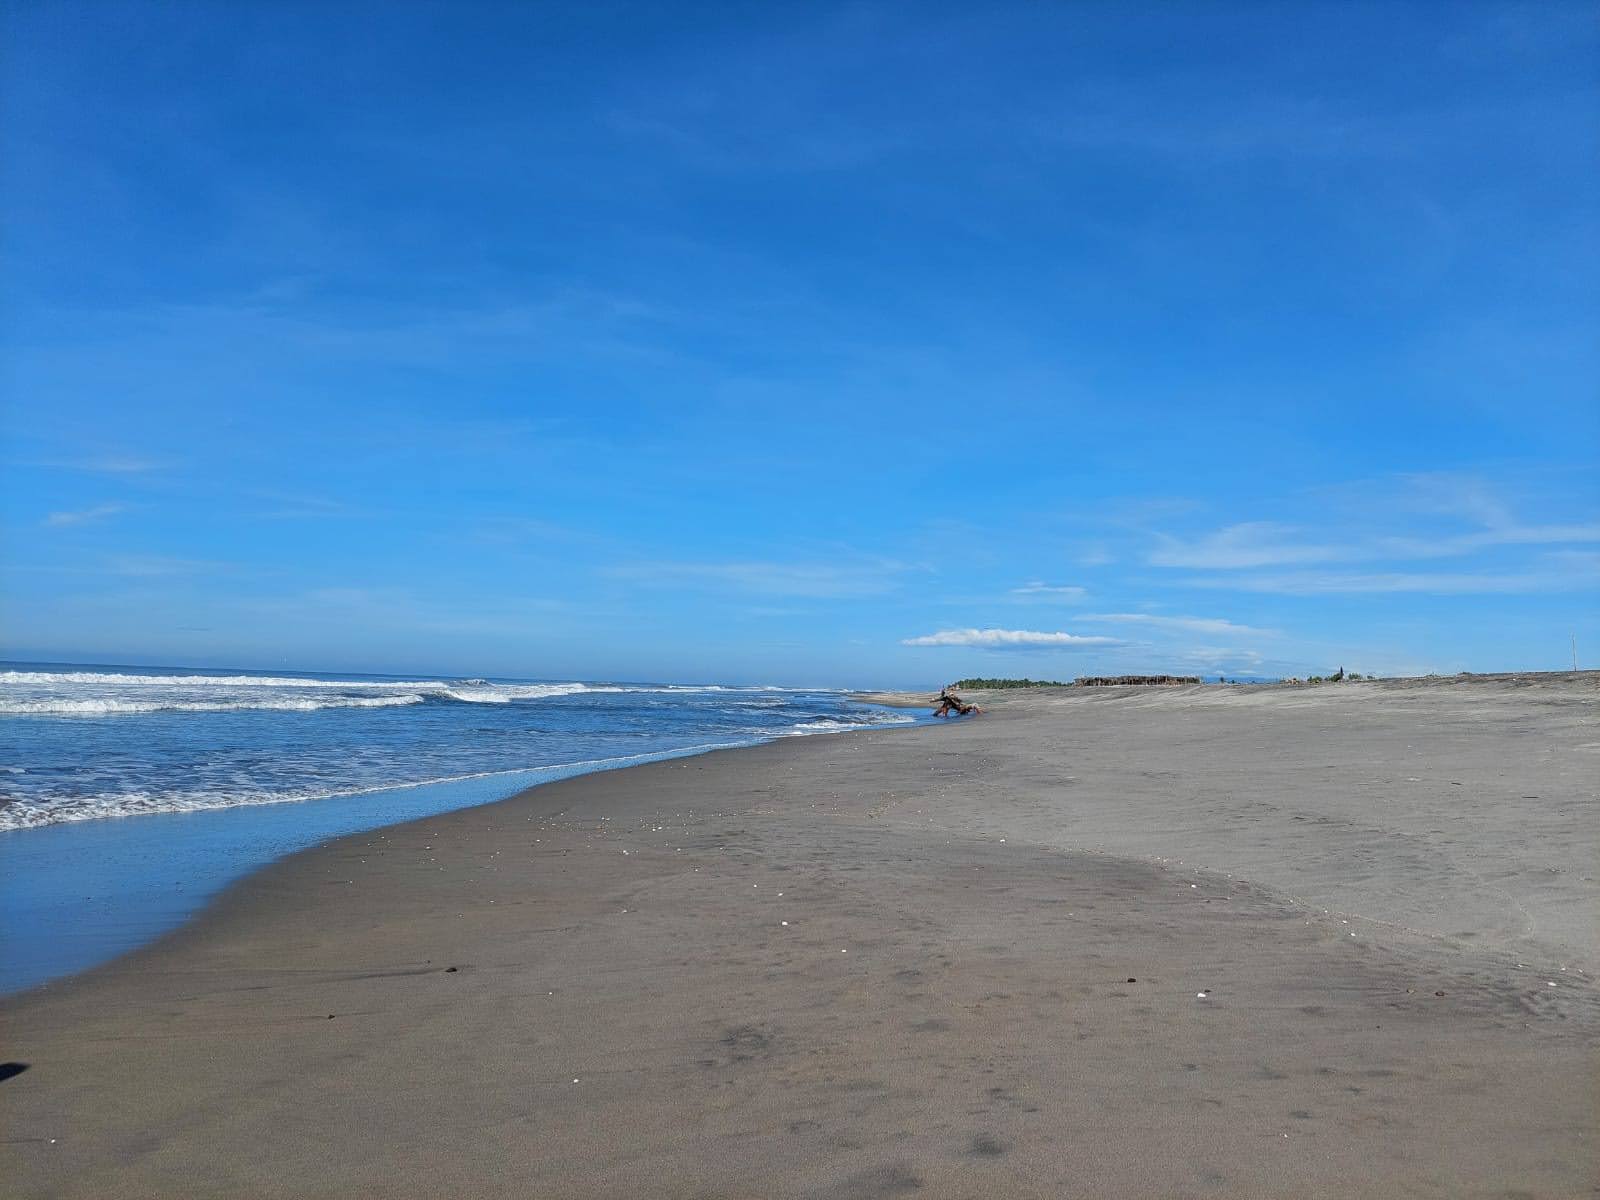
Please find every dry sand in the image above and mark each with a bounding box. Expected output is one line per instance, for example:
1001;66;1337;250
4;674;1597;1198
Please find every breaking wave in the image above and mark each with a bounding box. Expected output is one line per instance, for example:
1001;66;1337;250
2;670;457;689
0;695;427;715
0;671;602;715
0;742;751;831
0;672;835;717
0;665;920;832
783;711;917;735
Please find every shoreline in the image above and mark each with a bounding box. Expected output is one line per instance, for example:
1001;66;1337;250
5;675;1596;1196
0;739;767;998
1;698;924;998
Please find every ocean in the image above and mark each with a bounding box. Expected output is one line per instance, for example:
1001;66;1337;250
0;662;921;992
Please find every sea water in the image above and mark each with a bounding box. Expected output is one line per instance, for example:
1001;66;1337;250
0;662;919;992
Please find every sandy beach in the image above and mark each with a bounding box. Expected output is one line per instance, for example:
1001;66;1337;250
4;674;1597;1198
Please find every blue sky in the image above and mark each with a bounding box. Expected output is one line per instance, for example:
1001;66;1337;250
3;1;1596;686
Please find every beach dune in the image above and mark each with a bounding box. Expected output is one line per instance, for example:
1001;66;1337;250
4;674;1597;1197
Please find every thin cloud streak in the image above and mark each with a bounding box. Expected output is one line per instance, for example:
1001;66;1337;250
606;559;912;599
104;554;228;578
1011;581;1087;598
1079;612;1276;637
43;503;126;528
1150;516;1600;571
1148;523;1350;569
902;628;1122;648
1377;524;1600;557
28;455;174;475
1186;567;1598;595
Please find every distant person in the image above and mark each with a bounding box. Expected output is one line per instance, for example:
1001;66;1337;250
932;685;981;718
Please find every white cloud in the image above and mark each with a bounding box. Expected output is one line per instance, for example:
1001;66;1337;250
1080;612;1276;637
1011;581;1088;599
43;503;126;528
902;628;1122;648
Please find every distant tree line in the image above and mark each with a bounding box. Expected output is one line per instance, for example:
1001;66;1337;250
955;671;1376;689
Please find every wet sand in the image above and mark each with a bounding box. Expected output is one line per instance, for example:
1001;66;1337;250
4;674;1597;1197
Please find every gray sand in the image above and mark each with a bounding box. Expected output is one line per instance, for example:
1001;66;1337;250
4;674;1597;1197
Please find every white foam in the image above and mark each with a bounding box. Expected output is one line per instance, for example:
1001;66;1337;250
0;670;902;831
605;684;842;695
1;670;597;693
0;741;749;831
784;712;917;735
0;695;427;715
0;671;598;715
444;683;591;702
1;670;455;690
0;673;896;740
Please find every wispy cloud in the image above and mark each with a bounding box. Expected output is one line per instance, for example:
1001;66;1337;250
472;516;594;545
1149;478;1600;573
1011;581;1087;599
104;554;223;577
1394;472;1518;527
1180;646;1266;668
1079;612;1276;637
902;628;1122;648
248;490;358;520
607;558;911;599
1375;524;1600;558
43;503;126;528
31;454;173;475
1148;522;1347;569
1188;565;1598;595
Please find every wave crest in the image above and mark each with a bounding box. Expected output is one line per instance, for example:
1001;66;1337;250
0;695;427;715
0;672;598;715
0;742;750;831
